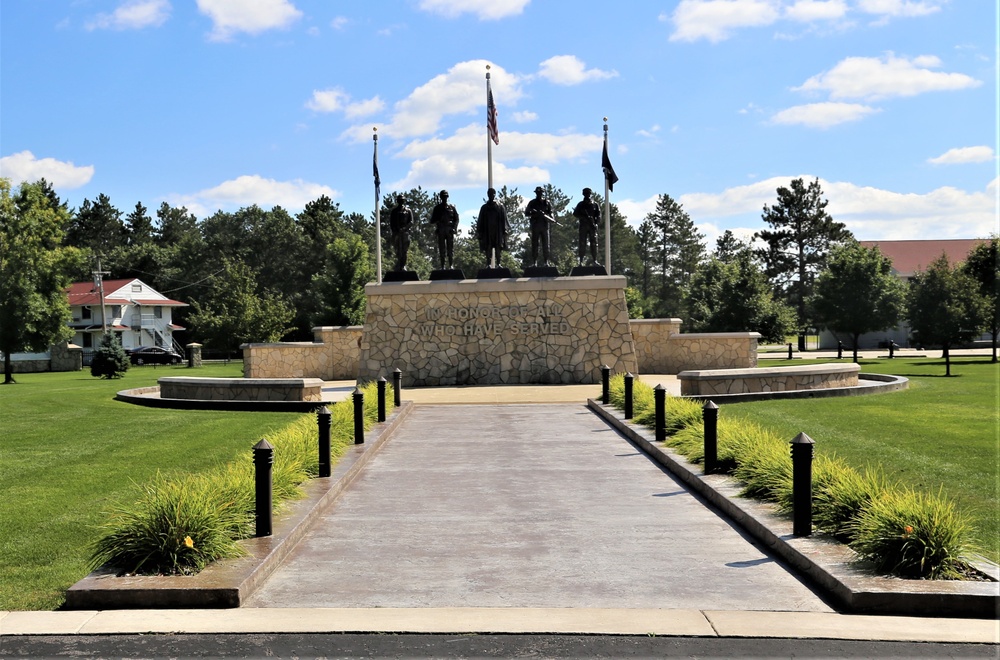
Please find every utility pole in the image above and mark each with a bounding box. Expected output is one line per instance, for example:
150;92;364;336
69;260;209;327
93;254;110;337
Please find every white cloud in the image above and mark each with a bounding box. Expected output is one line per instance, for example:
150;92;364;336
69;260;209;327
856;0;944;19
928;146;995;165
388;123;600;191
537;55;618;86
771;102;880;128
636;124;662;138
306;89;385;118
668;0;782;43
168;175;338;216
342;60;525;142
511;111;538;123
671;175;996;240
417;0;530;20
305;88;349;113
86;0;170;31
197;0;302;41
794;53;980;101
785;0;848;21
330;16;349;30
0;151;94;189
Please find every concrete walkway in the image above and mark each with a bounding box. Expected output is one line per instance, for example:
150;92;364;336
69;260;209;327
246;403;832;611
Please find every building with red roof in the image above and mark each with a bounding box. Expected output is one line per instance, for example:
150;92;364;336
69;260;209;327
66;278;187;352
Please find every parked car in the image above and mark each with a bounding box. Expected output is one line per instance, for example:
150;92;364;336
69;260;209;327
129;346;183;365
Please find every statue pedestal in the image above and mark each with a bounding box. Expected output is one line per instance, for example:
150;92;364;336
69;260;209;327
430;269;465;281
358;275;637;386
476;267;513;279
383;270;420;282
569;265;608;276
523;266;560;278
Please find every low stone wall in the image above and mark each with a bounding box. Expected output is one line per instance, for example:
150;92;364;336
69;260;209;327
358;276;637;386
630;322;759;373
243;327;361;380
678;363;860;396
159;377;325;402
7;342;82;373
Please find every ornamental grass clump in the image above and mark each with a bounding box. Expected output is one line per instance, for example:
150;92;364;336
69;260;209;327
848;487;974;579
90;473;246;575
91;382;392;576
811;463;891;541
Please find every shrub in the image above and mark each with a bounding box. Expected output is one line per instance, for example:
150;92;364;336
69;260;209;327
811;463;891;541
91;381;392;575
603;392;979;580
848;487;974;579
90;473;246;575
90;335;129;379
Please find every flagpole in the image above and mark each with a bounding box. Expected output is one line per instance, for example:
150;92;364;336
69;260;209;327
486;65;494;191
603;118;612;273
373;127;382;284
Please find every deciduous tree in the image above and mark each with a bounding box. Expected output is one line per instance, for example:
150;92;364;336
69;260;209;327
906;254;987;376
961;237;999;362
811;242;907;362
686;252;796;344
0;179;85;383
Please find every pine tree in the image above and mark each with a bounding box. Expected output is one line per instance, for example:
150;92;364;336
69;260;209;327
755;178;853;350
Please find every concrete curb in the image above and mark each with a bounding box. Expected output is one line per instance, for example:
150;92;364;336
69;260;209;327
587;399;999;619
64;402;414;609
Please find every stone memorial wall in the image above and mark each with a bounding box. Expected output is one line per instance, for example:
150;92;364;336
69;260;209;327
357;276;637;386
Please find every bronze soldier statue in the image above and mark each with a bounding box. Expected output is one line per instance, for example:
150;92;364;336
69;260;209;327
389;194;414;271
526;186;553;267
477;187;509;267
572;187;600;266
428;190;460;269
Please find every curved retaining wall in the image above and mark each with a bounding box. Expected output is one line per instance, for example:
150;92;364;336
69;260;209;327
678;363;860;397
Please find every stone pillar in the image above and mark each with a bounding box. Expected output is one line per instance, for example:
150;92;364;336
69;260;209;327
187;343;202;368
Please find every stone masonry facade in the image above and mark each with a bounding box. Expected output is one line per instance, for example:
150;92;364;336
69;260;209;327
357;276;637;386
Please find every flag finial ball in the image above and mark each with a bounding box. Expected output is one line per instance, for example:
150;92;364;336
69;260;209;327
603;116;608;122
486;64;491;70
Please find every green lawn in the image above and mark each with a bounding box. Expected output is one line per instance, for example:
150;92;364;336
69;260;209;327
0;364;297;611
731;358;999;563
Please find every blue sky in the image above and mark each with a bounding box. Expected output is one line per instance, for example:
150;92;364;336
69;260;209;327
1;0;996;246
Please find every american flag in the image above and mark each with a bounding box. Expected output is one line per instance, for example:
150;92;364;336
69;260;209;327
487;85;499;145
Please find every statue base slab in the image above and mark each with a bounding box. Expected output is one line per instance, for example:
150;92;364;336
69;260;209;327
523;266;561;278
383;270;420;282
430;269;466;281
476;267;513;279
570;265;608;276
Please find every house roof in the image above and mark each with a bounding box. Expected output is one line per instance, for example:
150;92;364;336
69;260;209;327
66;279;187;307
859;239;986;278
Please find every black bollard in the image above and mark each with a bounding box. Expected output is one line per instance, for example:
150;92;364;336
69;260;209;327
837;341;843;360
654;384;666;442
253;439;273;537
787;343;793;360
601;364;611;405
703;401;719;475
393;368;402;407
623;372;634;420
377;376;387;422
317;406;332;478
791;432;815;537
352;388;365;444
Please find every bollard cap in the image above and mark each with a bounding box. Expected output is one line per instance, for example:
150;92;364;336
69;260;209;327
393;367;402;374
378;376;387;383
601;364;610;371
654;383;664;391
790;432;814;445
317;405;330;415
253;438;273;451
624;372;634;378
703;400;718;410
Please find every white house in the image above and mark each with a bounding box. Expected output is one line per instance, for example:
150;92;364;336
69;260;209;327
67;278;187;353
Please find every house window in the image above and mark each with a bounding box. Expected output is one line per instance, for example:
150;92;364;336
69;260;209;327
154;306;162;319
132;284;142;293
82;333;93;348
111;305;122;318
82;306;92;320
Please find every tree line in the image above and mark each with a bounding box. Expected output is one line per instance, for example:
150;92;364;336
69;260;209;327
1;176;996;384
